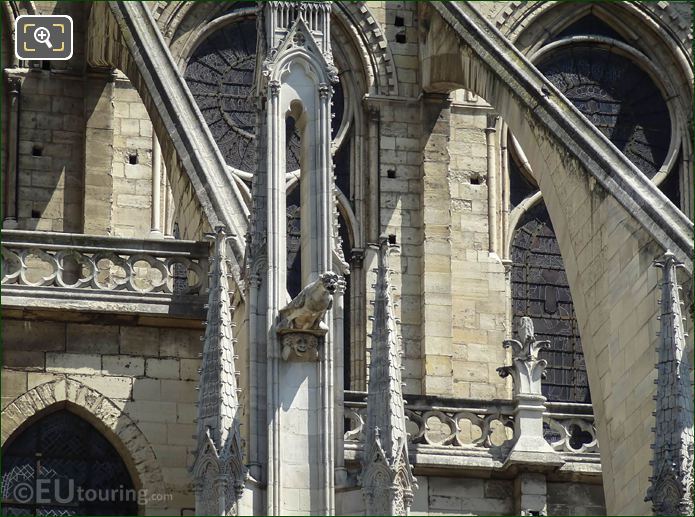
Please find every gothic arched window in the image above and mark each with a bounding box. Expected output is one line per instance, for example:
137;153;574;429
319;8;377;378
536;45;671;180
184;17;345;176
1;410;139;516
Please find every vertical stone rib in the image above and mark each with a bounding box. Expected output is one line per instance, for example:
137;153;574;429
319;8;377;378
192;226;247;516
646;251;693;515
361;237;416;515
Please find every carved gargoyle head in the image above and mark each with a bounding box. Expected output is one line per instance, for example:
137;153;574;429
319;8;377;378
320;271;340;294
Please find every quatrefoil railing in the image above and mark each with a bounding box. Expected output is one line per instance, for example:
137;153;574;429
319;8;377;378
344;392;599;456
1;230;210;297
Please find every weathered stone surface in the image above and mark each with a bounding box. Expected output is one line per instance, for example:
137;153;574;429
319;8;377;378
146;358;180;380
67;324;119;354
46;353;102;374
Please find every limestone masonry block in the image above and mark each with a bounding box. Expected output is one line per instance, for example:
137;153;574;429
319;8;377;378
46;353;101;374
71;374;133;400
146;358;180;380
3;320;66;351
120;326;160;356
67;324;119;354
102;355;146;377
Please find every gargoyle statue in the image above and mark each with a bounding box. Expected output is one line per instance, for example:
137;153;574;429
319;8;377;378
277;272;340;331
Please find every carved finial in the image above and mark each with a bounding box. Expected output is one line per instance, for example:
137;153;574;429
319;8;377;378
498;316;550;396
517;316;534;344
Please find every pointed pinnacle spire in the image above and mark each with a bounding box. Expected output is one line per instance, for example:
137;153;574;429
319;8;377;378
361;236;416;516
645;251;693;516
196;226;242;449
192;226;248;516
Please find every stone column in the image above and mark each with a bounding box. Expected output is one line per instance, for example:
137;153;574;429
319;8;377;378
83;70;116;235
420;93;453;396
366;106;380;242
265;79;285;516
149;134;163;238
3;75;20;229
349;249;366;390
500;123;510;257
486;114;499;255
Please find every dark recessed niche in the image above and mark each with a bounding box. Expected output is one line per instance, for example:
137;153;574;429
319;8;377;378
388;234;397;245
395;32;406;44
31;209;41;218
470;175;482;185
395;15;405;27
31;145;43;157
387;169;397;179
128;153;138;165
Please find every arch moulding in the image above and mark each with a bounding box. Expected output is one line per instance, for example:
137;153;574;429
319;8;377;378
1;379;166;504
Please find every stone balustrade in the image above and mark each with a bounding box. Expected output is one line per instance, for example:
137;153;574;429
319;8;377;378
1;230;210;316
344;391;599;464
543;402;599;454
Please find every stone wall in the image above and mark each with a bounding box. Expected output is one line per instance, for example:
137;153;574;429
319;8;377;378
17;70;85;232
547;482;606;516
1;317;203;515
337;475;605;515
111;73;155;238
448;92;510;400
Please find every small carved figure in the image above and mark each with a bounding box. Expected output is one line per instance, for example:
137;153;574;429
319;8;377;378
277;271;339;330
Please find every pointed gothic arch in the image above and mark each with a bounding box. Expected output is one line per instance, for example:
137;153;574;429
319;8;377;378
1;379;166;505
2;408;140;515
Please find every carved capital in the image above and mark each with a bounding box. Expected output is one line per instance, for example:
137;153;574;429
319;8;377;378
6;75;21;95
485;114;499;132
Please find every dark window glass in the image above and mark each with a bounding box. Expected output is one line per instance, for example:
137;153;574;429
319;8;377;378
511;203;590;403
537;46;671;179
1;411;138;516
184;18;344;174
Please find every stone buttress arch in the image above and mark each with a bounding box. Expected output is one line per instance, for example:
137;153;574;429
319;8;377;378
1;379;166;505
421;3;692;514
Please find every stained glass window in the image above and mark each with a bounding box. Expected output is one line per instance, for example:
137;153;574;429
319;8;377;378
184;18;344;175
536;46;670;179
511;203;590;403
509;18;674;402
1;410;139;516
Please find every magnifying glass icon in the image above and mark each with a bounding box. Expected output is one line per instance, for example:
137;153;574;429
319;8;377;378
34;26;52;49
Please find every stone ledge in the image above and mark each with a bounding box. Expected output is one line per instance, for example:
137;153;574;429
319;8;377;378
2;288;206;318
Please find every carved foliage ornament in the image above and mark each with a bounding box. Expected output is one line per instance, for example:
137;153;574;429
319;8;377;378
497;316;550;396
